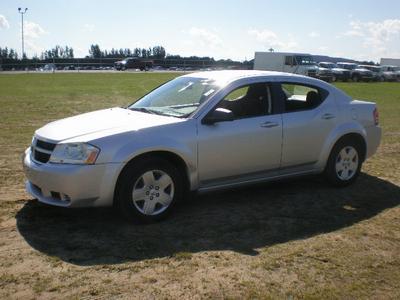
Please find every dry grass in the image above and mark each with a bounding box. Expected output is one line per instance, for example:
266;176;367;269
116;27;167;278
0;74;399;299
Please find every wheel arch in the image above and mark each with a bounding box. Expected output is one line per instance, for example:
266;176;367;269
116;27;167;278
318;123;367;170
330;133;367;162
113;150;191;205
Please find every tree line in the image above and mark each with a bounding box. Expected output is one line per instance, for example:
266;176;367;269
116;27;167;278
0;44;232;62
1;44;167;60
88;44;166;59
0;44;254;70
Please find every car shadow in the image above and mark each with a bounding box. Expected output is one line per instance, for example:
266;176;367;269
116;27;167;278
16;173;400;266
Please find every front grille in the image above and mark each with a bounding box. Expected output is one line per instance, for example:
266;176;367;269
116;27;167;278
32;138;56;163
34;150;51;163
36;139;56;151
307;70;317;77
343;71;351;78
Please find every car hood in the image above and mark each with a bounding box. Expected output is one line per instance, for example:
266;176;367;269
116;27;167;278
355;68;372;74
35;107;183;142
332;68;348;72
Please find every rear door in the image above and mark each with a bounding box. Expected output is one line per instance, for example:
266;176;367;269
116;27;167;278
277;82;338;168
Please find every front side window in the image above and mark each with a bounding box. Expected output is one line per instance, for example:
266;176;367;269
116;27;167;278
215;83;272;119
129;77;220;117
285;56;295;66
295;56;315;65
280;83;326;112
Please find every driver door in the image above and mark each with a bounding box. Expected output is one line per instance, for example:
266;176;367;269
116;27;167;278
197;82;283;186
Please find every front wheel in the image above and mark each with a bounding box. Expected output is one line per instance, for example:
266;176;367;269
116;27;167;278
325;138;363;187
115;158;183;223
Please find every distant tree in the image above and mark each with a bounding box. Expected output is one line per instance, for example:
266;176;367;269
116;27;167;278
134;48;141;57
68;47;74;58
152;46;166;58
89;44;102;58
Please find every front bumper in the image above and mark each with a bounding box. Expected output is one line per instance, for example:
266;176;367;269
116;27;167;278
22;148;120;207
335;72;351;80
317;74;333;81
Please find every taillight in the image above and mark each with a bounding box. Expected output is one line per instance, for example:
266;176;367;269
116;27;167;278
373;107;379;125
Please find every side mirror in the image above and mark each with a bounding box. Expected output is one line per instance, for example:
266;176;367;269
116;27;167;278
202;108;234;125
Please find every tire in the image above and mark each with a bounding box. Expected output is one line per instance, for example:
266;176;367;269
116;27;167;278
332;75;337;82
115;157;183;223
352;74;360;82
324;137;363;187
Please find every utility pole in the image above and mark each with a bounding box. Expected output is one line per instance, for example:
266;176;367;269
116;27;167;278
18;7;28;59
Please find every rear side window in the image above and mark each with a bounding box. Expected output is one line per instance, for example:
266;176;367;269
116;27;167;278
280;83;327;112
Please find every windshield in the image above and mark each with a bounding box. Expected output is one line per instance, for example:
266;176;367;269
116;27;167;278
363;66;381;72
321;63;336;68
295;55;315;65
339;64;356;70
129;77;220;118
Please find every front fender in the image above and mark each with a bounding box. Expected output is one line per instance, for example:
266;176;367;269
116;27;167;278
316;121;367;170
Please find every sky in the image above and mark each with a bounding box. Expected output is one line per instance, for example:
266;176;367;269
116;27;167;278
1;0;400;62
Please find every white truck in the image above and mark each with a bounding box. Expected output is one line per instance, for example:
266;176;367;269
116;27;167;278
254;52;332;81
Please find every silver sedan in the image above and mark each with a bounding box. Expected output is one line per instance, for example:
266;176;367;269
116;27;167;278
23;71;381;222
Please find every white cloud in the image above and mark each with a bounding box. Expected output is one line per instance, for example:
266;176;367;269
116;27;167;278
0;15;9;29
342;19;400;60
24;21;47;39
83;23;95;32
344;19;400;46
248;28;298;51
308;31;320;38
21;21;48;57
188;27;222;48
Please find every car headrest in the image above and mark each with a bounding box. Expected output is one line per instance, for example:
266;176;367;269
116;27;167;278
306;91;321;108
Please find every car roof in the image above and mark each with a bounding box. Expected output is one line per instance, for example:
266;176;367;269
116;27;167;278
182;70;306;82
336;62;357;65
182;70;339;97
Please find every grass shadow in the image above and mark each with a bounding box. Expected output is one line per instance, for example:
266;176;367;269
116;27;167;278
16;173;400;265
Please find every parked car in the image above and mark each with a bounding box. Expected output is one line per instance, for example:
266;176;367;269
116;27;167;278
379;65;400;81
315;65;334;82
114;57;153;71
40;63;56;72
23;71;381;222
63;65;76;71
358;65;396;82
358;65;384;81
318;62;351;82
336;62;374;82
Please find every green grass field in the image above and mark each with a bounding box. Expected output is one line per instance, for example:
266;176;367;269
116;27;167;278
0;73;399;299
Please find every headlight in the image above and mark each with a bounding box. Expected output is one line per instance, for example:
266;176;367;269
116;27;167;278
49;143;100;164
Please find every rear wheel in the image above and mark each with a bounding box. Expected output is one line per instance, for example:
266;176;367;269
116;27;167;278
115;157;183;223
352;74;360;82
325;138;363;187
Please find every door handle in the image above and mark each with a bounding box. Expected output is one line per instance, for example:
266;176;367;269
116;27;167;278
260;121;279;128
322;113;335;120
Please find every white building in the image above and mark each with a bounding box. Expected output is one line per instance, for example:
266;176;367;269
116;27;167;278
380;58;400;67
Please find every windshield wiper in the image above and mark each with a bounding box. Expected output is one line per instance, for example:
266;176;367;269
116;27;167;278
129;107;158;114
130;107;174;117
